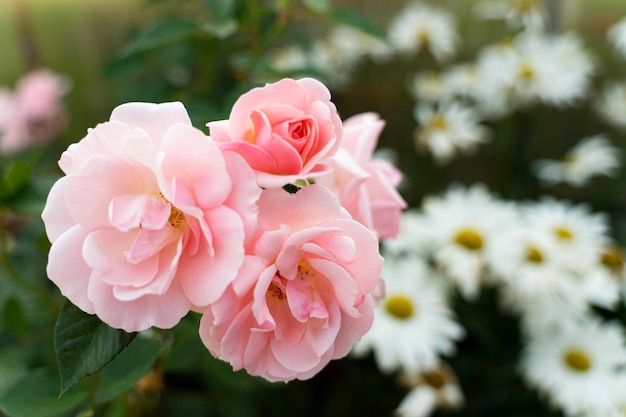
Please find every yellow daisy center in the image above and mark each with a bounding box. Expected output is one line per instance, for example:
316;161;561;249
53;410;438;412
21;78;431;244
519;63;534;80
385;294;414;320
454;228;484;251
601;246;624;272
563;348;592;372
554;226;574;241
422;370;446;389
428;114;448;131
417;31;431;48
525;245;544;263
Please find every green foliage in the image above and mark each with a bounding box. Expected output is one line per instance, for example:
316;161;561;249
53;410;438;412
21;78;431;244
0;368;90;417
327;8;385;39
122;18;202;56
54;300;137;395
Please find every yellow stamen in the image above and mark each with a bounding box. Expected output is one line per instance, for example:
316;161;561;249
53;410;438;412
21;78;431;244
422;370;446;389
601;246;624;272
385;295;414;319
519;63;534;80
554;226;574;241
563;348;591;372
454;228;484;251
428;115;448;131
525;245;543;263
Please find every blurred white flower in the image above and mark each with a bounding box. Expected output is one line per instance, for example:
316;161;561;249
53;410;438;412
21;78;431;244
310;37;356;88
595;80;626;130
413;101;490;164
352;254;464;373
329;25;393;64
489;224;575;308
445;62;511;119
395;364;464;417
607;16;626;59
267;44;310;73
533;135;621;187
474;0;547;31
478;32;595;108
420;184;517;298
388;3;458;62
521;316;626;416
408;71;453;103
383;209;433;257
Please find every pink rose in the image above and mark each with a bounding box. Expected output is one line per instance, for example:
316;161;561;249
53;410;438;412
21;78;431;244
0;89;27;154
42;102;260;332
207;78;343;188
199;185;384;382
318;113;406;240
0;68;70;154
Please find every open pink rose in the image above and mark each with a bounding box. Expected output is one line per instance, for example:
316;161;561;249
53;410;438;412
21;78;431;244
199;185;384;381
318;113;406;240
42;102;260;332
207;78;343;188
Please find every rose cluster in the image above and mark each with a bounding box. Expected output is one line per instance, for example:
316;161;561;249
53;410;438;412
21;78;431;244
41;78;406;382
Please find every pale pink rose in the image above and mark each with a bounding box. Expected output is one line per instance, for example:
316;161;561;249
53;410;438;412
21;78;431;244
0;88;28;154
0;68;70;154
42;102;260;332
207;78;343;188
318;113;406;240
199;185;384;382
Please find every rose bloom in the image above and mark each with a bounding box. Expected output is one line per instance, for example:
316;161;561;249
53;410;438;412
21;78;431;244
318;113;406;240
199;185;384;382
207;78;343;188
42;102;260;332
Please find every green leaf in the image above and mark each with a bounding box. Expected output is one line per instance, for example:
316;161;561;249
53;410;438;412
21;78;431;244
328;8;385;39
203;0;236;20
95;336;162;404
0;160;31;201
123;18;201;56
0;368;89;417
303;0;330;14
54;299;137;395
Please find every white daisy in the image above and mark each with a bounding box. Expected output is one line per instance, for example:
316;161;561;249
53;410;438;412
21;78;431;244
328;25;393;64
607;16;626;59
445;62;511;119
533;135;621;187
413;101;490;164
395;364;464;417
595;80;626;130
474;0;547;31
489;223;574;309
352;254;464;373
420;184;517;298
310;37;356;88
521;198;609;270
408;71;454;103
521;315;626;416
383;209;433;257
267;44;310;73
478;32;595;108
387;2;458;62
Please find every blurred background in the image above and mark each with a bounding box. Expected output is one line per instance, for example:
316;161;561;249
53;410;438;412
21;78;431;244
2;1;626;417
